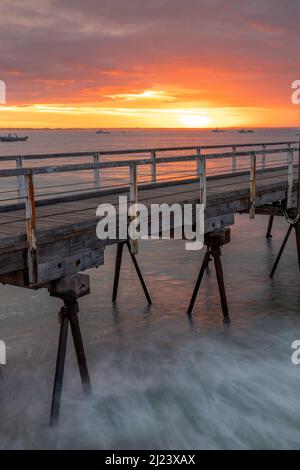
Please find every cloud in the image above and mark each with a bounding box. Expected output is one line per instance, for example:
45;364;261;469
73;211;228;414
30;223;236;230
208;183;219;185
0;0;299;126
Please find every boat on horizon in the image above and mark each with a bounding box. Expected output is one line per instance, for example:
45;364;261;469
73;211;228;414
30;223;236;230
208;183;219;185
212;128;226;133
0;133;29;142
96;129;110;134
238;129;254;134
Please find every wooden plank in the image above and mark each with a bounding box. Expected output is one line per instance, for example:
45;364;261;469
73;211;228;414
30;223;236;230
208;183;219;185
37;248;104;284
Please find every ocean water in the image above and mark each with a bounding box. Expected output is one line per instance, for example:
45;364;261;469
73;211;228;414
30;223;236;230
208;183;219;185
0;127;298;156
0;129;300;449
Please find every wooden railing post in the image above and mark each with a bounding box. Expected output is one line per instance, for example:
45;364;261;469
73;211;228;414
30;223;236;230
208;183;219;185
197;150;206;207
129;162;138;254
16;156;25;198
287;143;291;163
232;146;237;173
249;152;256;219
151;150;157;183
25;172;38;285
93;152;100;188
287;147;294;209
262;144;266;170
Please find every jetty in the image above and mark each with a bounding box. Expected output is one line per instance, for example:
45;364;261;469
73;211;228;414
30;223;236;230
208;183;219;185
0;140;299;424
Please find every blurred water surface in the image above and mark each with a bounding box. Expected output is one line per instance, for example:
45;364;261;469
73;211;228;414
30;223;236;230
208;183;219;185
0;212;300;449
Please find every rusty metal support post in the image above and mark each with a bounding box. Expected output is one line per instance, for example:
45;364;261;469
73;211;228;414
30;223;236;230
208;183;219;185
187;249;210;316
266;215;274;238
126;241;152;304
211;245;230;323
112;241;151;304
112;242;124;303
249;152;256;219
205;245;212;269
93;152;100;188
25;172;38;286
49;310;69;426
270;224;293;278
294;223;300;271
67;299;91;396
187;228;230;322
129;162;138;254
49;298;91;426
49;274;91;426
151;150;157;183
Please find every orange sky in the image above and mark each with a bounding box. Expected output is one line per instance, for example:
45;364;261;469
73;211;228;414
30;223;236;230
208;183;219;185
0;0;299;128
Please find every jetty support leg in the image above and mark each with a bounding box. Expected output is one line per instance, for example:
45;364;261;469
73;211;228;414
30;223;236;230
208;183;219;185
126;241;152;305
67;299;91;396
187;228;231;322
187;250;210;316
112;242;124;303
270;224;293;278
266;215;274;238
112;241;152;304
50;307;69;426
211;245;230;323
49;274;91;426
294;221;300;271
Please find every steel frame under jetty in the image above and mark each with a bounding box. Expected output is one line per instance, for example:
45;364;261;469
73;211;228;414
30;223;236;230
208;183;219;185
0;139;300;424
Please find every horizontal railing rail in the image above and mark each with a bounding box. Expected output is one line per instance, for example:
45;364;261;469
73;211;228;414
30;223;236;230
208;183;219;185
0;146;298;177
0;140;297;161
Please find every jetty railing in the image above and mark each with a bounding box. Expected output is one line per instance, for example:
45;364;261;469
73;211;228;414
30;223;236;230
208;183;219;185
0;141;298;194
0;141;298;273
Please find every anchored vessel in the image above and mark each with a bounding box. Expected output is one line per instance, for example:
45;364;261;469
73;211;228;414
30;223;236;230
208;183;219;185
212;128;226;133
0;133;28;142
0;139;299;424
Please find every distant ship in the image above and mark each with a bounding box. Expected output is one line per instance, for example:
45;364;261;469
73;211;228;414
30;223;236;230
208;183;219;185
212;128;226;133
238;129;254;134
0;133;29;142
96;130;110;134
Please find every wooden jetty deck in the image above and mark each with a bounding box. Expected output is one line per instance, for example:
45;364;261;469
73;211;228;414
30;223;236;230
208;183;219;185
0;141;298;284
0;164;298;280
0;140;299;424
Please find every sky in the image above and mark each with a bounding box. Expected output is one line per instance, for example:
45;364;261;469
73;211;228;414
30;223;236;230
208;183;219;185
0;0;299;128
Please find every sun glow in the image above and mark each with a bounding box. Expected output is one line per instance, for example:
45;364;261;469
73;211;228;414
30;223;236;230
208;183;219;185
180;114;211;128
